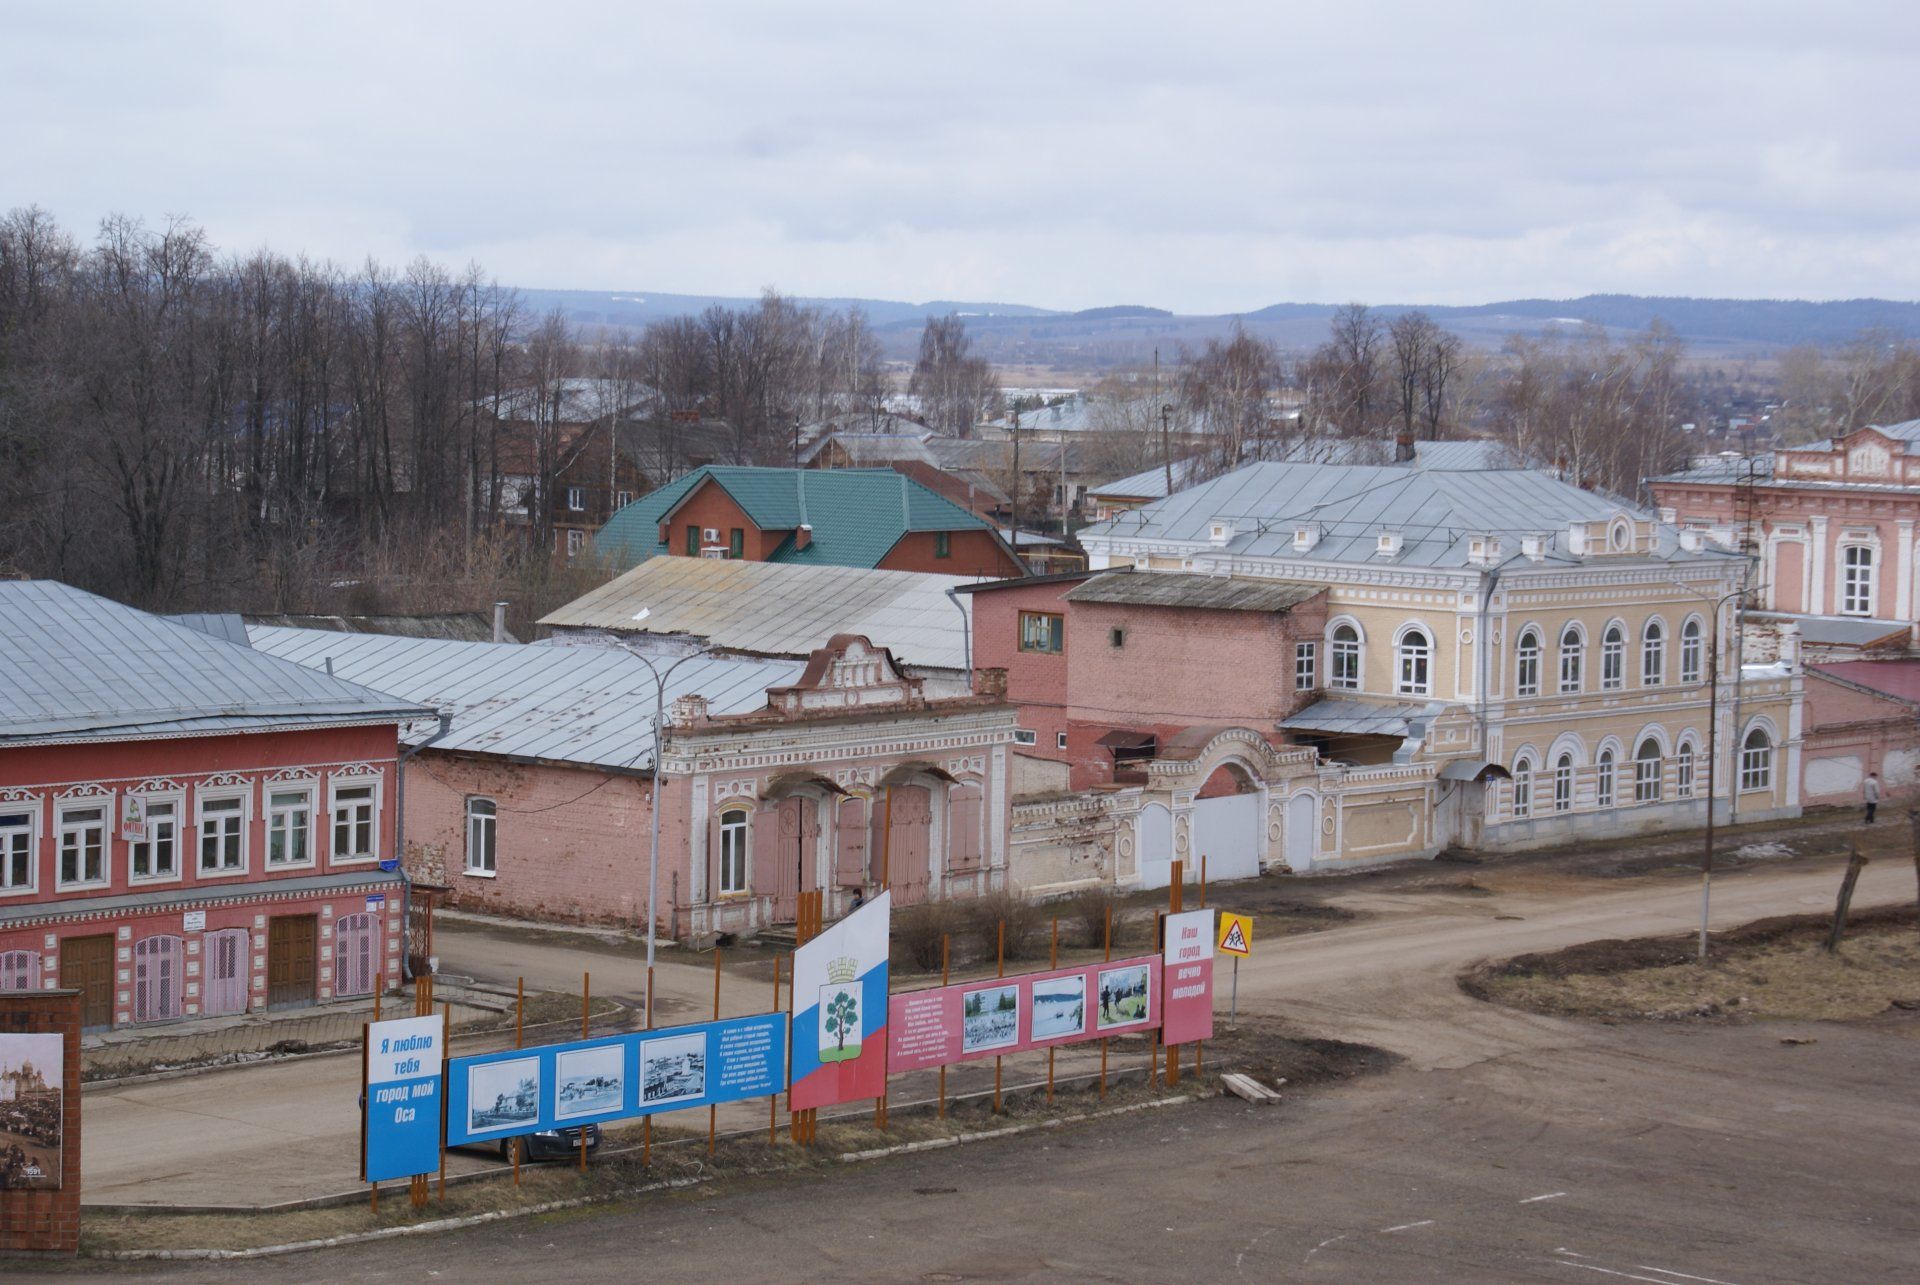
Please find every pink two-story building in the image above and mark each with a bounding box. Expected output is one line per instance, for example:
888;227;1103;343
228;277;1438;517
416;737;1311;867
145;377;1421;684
0;582;427;1029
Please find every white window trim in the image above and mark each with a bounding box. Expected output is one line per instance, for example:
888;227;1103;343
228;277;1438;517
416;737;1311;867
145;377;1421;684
127;790;186;887
195;784;252;879
1641;620;1666;687
57;796;114;891
1327;618;1365;692
0;804;39;898
717;808;750;897
1012;728;1038;746
1839;543;1876;617
1675;739;1697;799
1680;616;1706;685
1600;623;1626;691
1294;641;1317;691
566;485;585;512
265;783;318;870
1515;628;1543;698
465;796;498;878
1394;625;1433;697
1740;730;1775;793
328;774;383;865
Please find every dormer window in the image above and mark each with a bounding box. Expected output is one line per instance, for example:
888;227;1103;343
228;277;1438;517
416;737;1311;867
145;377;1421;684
1292;523;1321;552
1208;519;1235;547
1468;535;1502;567
1376;531;1403;557
1521;534;1546;561
1608;518;1631;552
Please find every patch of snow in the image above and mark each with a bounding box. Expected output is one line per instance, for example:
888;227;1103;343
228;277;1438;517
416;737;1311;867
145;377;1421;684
1732;841;1793;861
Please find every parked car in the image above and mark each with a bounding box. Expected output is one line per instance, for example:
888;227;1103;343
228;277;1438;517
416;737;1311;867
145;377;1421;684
492;1123;601;1162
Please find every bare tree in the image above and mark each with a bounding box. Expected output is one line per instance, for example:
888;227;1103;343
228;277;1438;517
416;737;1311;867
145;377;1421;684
909;315;999;436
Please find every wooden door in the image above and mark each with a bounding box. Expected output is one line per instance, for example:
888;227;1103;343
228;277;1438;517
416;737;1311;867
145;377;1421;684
770;797;820;922
884;785;932;905
132;935;184;1023
333;913;378;998
267;915;317;1009
65;934;115;1030
204;928;250;1017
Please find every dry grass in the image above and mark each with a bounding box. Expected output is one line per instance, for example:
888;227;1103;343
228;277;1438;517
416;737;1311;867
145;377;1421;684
1469;908;1920;1023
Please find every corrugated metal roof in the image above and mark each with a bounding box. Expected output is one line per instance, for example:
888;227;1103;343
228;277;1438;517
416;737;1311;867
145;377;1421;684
1083;460;1717;570
1279;698;1439;737
594;466;998;571
1066;571;1321;613
0;581;428;745
243;612;514;642
1775;615;1914;647
539;558;973;670
247;626;801;772
164;613;252;646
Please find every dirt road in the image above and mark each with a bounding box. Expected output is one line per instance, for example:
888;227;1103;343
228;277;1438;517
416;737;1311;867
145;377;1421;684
77;845;1914;1208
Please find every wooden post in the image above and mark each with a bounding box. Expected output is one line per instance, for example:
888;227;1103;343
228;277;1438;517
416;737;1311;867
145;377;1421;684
994;918;1005;1114
938;933;950;1119
710;949;721;1155
1165;863;1182;1088
514;976;524;1187
1827;843;1870;953
770;953;782;1146
1910;808;1920;941
1200;855;1208;908
580;971;591;1170
439;998;450;1202
1046;916;1058;1105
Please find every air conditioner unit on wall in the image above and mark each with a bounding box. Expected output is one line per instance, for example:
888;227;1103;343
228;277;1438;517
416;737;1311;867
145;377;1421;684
702;528;721;542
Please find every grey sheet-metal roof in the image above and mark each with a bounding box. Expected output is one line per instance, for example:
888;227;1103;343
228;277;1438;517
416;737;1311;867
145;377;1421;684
1755;613;1914;648
1066;571;1321;613
242;612;516;643
1279;698;1439;738
164;613;252;646
539;558;974;671
0;581;428;746
248;626;801;772
1088;457;1208;501
1083;460;1715;571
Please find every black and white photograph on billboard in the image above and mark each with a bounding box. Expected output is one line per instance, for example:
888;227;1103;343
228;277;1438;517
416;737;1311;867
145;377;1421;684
0;1033;62;1190
467;1057;539;1135
1096;965;1151;1030
640;1032;706;1107
554;1042;625;1120
961;983;1020;1054
1030;976;1087;1041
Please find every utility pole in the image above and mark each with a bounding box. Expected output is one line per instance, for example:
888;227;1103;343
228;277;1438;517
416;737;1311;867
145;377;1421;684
1161;403;1174;496
1009;409;1022;571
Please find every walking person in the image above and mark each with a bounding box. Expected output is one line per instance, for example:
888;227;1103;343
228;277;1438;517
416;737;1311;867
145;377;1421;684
1864;771;1880;824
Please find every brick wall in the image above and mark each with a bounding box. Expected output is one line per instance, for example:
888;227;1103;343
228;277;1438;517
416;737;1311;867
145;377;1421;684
660;481;784;560
879;529;1023;578
969;578;1083;773
0;989;80;1256
403;752;654;928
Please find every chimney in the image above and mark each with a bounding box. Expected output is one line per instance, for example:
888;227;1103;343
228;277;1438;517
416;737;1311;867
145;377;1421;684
1395;433;1415;463
492;601;509;643
795;523;812;551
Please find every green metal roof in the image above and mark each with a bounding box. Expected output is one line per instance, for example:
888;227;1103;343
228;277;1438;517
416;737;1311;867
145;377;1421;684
595;466;999;570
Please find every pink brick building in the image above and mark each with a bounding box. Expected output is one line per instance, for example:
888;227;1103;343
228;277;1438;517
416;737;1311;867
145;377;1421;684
250;629;1018;940
0;583;423;1029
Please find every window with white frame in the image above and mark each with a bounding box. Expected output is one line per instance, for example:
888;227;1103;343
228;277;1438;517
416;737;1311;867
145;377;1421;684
1740;728;1773;792
1511;756;1533;818
1558;625;1584;693
466;797;497;875
1516;628;1541;697
1841;545;1874;616
130;797;179;881
615;490;633;508
718;809;749;895
1396;628;1432;696
1634;738;1663;803
1681;618;1704;684
0;810;34;893
267;788;313;867
1601;624;1625;690
198;792;246;873
1596;750;1616;808
1056;731;1068;750
1553;754;1573;813
1675;741;1696;798
1641;621;1665;686
1294;641;1317;691
59;803;108;887
566;485;585;511
566;528;585;556
331;782;378;861
1329;624;1361;691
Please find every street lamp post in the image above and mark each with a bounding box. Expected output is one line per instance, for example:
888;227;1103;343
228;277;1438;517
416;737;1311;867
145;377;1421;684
1689;581;1764;963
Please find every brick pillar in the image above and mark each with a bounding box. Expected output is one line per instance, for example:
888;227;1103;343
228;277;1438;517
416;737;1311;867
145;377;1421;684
0;988;81;1257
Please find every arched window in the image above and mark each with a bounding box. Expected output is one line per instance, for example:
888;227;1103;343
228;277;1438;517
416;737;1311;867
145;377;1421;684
718;808;750;895
1634;738;1663;803
1675;739;1696;798
1516;628;1542;697
1642;621;1665;686
1512;755;1533;819
1680;617;1704;684
1740;728;1773;792
1329;623;1362;691
1841;545;1874;616
1558;624;1584;693
1553;753;1574;813
1601;624;1625;690
1596;748;1616;808
1396;628;1431;696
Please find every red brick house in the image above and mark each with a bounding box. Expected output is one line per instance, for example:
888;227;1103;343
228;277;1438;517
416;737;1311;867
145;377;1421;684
0;583;427;1029
595;466;1025;579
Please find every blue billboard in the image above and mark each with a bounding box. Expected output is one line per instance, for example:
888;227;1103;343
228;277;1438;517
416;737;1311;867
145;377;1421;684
364;1014;445;1183
445;1012;788;1148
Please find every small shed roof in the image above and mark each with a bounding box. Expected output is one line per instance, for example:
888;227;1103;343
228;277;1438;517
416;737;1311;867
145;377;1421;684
1066;571;1321;613
540;558;973;670
248;627;800;772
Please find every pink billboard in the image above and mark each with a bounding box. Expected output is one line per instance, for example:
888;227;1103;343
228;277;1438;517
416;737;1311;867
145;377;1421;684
887;954;1162;1073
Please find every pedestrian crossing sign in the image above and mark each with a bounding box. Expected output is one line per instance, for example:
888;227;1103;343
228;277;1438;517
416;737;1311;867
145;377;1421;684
1217;912;1253;957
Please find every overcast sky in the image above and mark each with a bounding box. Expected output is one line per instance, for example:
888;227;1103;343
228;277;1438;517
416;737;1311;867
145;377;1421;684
5;1;1917;312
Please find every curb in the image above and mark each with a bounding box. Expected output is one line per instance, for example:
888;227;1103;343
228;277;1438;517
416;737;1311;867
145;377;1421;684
84;1083;1216;1258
